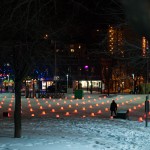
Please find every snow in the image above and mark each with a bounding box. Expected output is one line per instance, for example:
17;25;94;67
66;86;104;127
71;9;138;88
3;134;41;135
0;93;150;150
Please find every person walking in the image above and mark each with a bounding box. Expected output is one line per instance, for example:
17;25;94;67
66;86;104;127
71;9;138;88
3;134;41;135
110;100;117;116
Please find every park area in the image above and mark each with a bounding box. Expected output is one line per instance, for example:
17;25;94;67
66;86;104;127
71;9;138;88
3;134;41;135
0;93;150;150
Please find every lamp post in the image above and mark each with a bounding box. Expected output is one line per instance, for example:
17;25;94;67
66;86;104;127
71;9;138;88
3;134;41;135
66;74;68;93
132;74;134;94
84;65;89;92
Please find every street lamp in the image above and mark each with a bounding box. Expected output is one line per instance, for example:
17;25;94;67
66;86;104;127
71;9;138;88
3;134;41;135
66;74;68;93
132;74;134;93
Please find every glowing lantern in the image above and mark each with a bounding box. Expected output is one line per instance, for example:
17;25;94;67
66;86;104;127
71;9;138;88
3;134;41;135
42;98;45;100
8;108;12;111
82;107;86;111
56;114;60;118
116;98;119;100
65;97;68;100
122;102;124;105
40;106;43;109
42;111;46;115
37;102;40;106
68;105;72;108
52;109;55;112
49;97;52;99
94;99;96;102
53;100;56;102
82;102;86;104
88;100;91;103
82;97;84;100
107;100;109;103
74;109;78;113
134;98;136;101
130;99;132;102
105;108;109;111
97;110;102;114
126;101;128;104
45;101;48;104
129;108;132;112
91;113;95;116
117;104;120;107
149;112;150;115
76;103;79;106
9;103;12;107
110;116;113;119
98;98;101;100
70;100;73;102
88;96;91;98
89;105;93;108
31;114;35;117
0;105;2;108
64;101;66;104
28;104;31;107
60;107;64;110
95;104;99;107
65;112;70;116
133;106;136;110
1;102;4;105
104;96;106;98
82;115;86;118
57;103;60;106
71;95;75;99
138;117;143;122
48;104;51;107
30;108;33;112
142;103;145;106
102;102;105;105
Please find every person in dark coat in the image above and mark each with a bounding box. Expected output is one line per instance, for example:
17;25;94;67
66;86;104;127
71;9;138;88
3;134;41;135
110;100;117;116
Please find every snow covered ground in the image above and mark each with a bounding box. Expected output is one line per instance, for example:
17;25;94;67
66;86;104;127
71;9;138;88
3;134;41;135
0;93;150;150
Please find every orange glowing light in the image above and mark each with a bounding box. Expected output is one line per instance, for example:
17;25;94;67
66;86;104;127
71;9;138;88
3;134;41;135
56;114;60;118
89;105;93;108
104;96;106;98
52;109;55;112
97;110;102;114
49;97;52;99
28;104;32;107
138;117;143;122
65;112;70;116
0;105;2;108
30;108;33;112
110;116;113;119
53;100;56;102
133;106;136;110
142;103;145;106
102;102;105;105
82;102;86;104
57;103;60;106
82;115;86;118
76;103;79;106
8;108;12;111
88;96;91;98
40;106;43;109
60;107;64;110
94;99;96;102
42;111;46;115
88;100;91;103
117;104;120;107
129;108;132;112
45;101;48;104
48;104;51;107
91;113;95;116
37;102;40;106
105;108;109;111
42;98;45;100
95;104;99;106
1;102;4;105
31;114;35;117
82;97;84;100
122;102;124;105
64;101;66;104
74;109;78;113
82;107;86;111
107;100;110;103
126;101;128;104
138;104;141;108
9;103;12;107
68;105;72;108
71;95;75;99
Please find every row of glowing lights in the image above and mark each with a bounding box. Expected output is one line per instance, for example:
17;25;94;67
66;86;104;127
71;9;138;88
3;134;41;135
0;95;148;121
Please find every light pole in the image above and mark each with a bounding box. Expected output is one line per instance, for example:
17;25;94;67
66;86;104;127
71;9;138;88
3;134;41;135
132;74;134;94
66;74;68;93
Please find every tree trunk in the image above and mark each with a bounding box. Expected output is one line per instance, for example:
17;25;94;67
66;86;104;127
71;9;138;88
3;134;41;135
14;81;22;138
